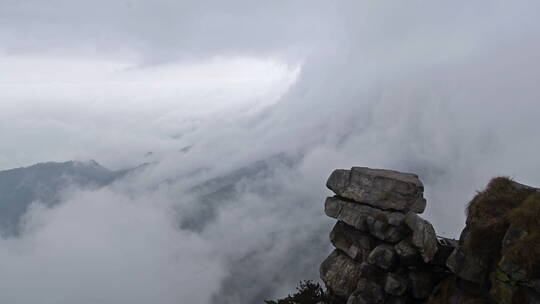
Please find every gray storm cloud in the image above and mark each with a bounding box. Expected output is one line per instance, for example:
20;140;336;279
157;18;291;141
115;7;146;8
1;1;540;303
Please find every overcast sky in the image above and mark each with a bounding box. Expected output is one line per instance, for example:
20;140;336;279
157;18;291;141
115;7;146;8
2;1;540;304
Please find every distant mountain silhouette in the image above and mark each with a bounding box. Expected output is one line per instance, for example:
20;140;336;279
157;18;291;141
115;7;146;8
0;160;123;234
0;155;296;236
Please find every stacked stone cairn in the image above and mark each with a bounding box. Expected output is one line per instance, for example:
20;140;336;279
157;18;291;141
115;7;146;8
320;167;457;304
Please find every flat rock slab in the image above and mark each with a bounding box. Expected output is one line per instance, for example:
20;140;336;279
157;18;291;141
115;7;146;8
326;167;426;213
325;196;407;243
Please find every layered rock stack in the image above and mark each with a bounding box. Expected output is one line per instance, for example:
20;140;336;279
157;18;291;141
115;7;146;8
320;167;456;304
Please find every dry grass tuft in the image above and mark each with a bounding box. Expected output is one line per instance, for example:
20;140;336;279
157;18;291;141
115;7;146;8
466;177;534;225
465;177;535;260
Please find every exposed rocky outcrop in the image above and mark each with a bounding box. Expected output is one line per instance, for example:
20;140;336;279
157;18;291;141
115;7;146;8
321;167;451;304
440;178;540;304
320;167;540;304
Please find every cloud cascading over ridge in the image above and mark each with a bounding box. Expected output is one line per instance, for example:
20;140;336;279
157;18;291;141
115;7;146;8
1;1;540;303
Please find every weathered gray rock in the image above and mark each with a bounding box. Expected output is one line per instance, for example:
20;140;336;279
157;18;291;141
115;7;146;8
347;278;385;304
446;246;488;284
326;167;426;213
404;212;438;263
330;221;377;261
367;244;396;270
325;196;407;242
394;239;422;265
320;249;363;298
385;273;408;296
409;271;434;299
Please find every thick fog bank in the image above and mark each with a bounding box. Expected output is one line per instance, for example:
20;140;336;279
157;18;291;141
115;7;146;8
1;1;540;303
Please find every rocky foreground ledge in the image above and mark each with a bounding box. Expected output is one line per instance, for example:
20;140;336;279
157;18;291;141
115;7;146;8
320;167;540;304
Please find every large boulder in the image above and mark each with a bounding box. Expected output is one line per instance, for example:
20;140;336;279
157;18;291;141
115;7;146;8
320;249;363;298
404;212;438;263
325;196;407;243
330;221;378;261
446;245;488;284
326;167;426;213
446;227;489;284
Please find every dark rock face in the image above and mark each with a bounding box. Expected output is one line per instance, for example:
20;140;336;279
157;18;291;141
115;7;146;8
358;262;384;277
384;273;408;296
326;167;426;213
446;245;488;284
409;271;433;299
